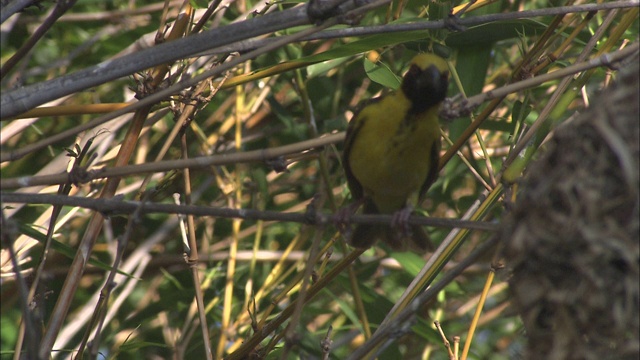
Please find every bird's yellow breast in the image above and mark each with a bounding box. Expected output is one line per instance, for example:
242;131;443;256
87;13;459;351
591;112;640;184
347;91;440;212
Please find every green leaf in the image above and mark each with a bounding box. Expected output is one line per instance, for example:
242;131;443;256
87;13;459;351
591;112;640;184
18;223;135;278
324;289;361;328
285;28;435;76
446;19;548;47
449;43;491;139
118;340;170;351
412;318;441;342
364;58;402;89
160;268;185;290
390;251;426;277
189;0;209;9
306;57;350;78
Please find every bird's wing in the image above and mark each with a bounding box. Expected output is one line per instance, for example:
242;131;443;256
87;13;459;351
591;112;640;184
419;136;441;201
342;97;383;201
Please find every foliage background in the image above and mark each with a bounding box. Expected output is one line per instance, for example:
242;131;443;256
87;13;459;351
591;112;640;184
1;0;638;359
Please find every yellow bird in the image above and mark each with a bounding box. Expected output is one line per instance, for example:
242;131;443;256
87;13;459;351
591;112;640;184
343;53;449;251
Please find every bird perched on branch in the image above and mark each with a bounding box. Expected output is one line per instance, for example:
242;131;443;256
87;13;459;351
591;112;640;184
342;53;449;251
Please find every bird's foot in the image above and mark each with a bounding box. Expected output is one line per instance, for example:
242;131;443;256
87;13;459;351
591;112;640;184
334;198;365;236
391;205;415;239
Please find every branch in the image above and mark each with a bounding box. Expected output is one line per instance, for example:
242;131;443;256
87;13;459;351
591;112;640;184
0;192;499;231
347;236;500;359
0;133;344;188
0;0;383;119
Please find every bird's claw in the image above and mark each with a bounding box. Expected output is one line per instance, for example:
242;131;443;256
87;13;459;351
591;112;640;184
334;198;364;236
391;206;414;240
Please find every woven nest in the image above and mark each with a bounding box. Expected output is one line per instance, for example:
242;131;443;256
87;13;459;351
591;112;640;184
501;59;639;360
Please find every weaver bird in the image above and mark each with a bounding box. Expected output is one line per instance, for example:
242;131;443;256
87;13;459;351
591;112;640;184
342;53;449;251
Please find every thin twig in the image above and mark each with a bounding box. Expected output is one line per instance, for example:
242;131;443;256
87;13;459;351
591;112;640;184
1;0;79;79
347;236;499;359
1;214;38;360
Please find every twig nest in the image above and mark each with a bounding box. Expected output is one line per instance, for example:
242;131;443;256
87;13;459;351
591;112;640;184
501;58;639;360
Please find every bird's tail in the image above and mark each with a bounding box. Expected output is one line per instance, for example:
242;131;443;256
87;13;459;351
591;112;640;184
349;201;434;252
402;224;435;252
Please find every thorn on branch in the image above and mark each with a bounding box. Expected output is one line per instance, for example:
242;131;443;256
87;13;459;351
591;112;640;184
490;260;505;272
307;0;345;24
445;0;476;32
307;0;366;26
440;95;473;121
265;156;289;173
67;166;94;186
304;194;321;225
320;325;333;360
444;12;467;32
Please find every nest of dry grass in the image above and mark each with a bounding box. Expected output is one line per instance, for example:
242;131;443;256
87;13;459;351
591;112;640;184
501;59;639;360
